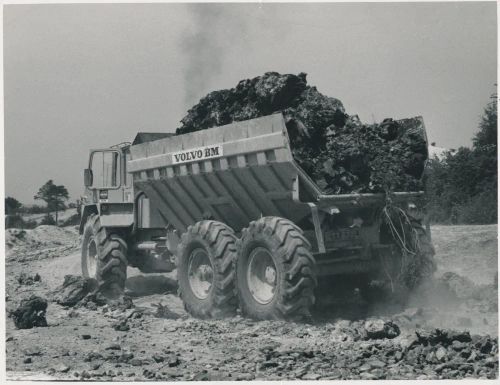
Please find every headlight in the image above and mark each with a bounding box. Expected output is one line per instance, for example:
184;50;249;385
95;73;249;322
99;190;108;200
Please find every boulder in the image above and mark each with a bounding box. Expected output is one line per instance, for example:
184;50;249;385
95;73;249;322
10;296;48;329
53;275;98;307
364;320;400;340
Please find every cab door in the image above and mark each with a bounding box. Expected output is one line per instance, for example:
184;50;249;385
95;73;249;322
87;150;123;204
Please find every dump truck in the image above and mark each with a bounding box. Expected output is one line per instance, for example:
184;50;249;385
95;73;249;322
80;113;434;320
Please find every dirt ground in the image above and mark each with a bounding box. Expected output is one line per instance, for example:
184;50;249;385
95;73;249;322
4;224;498;381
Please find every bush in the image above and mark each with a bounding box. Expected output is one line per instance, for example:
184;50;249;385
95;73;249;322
60;213;81;227
40;215;56;226
5;215;37;229
424;91;497;225
18;204;46;214
452;191;497;225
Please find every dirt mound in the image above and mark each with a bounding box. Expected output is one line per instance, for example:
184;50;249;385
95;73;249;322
176;72;428;194
5;225;79;262
6;225;78;249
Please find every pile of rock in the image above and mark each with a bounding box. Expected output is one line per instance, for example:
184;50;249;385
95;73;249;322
250;324;498;380
176;72;428;194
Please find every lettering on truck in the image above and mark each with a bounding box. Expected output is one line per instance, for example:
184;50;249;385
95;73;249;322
172;145;223;165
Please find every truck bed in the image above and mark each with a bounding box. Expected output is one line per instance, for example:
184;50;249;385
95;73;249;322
128;113;423;234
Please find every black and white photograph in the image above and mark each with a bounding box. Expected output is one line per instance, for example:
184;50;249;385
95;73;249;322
2;1;498;381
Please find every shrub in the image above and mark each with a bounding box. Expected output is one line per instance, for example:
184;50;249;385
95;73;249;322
40;215;56;226
5;215;37;229
60;213;81;227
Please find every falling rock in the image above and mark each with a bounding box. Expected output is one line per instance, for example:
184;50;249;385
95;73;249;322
10;296;48;329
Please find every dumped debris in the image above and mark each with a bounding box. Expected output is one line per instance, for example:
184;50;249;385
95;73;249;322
10;296;48;329
17;273;41;286
364;320;401;340
152;302;182;320
52;275;98;307
416;329;472;346
176;72;428;194
113;319;130;332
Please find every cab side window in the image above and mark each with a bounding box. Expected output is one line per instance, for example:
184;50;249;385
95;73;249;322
90;151;121;188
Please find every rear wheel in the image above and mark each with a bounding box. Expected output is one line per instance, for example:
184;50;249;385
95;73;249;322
236;217;317;321
81;214;128;298
177;221;238;318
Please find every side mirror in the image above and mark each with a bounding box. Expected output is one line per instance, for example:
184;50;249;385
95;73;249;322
84;169;93;187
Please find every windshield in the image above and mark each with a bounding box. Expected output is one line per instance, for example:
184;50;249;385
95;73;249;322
90;151;121;188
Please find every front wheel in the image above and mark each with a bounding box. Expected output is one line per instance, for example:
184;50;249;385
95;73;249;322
81;214;128;298
236;217;317;321
177;221;238;319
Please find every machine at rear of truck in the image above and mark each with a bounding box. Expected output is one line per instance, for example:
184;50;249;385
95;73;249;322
79;113;435;319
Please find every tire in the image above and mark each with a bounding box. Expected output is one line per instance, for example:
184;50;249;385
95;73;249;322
236;217;317;321
81;214;128;298
177;220;238;319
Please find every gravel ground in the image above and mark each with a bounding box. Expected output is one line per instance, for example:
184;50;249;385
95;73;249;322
4;224;498;381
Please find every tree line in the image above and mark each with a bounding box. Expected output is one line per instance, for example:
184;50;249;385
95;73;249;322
424;92;497;224
5;180;76;228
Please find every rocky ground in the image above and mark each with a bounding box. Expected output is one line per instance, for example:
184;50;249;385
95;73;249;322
4;224;498;381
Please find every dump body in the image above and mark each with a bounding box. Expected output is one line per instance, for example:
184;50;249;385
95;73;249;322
128;113;426;275
128;114;312;233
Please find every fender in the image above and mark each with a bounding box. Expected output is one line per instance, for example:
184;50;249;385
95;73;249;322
79;203;134;234
79;204;98;234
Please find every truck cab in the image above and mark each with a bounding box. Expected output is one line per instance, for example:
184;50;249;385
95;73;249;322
80;143;134;234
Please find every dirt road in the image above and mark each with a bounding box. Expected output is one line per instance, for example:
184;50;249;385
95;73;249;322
4;225;498;380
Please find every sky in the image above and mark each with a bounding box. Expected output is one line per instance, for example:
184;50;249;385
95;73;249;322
4;2;497;204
